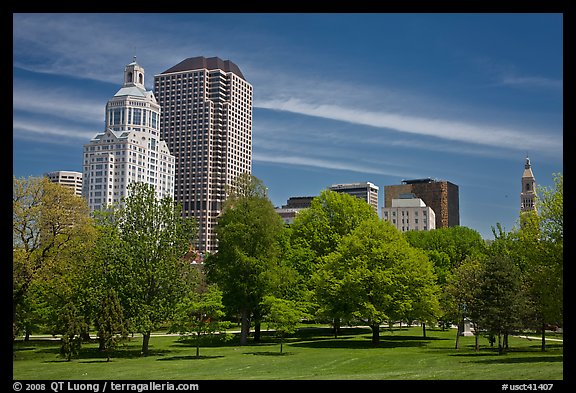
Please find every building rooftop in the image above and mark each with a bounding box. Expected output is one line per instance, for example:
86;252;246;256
160;56;246;80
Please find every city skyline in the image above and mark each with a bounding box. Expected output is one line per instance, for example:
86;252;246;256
13;13;563;239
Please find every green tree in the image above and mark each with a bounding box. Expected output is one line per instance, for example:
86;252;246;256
262;296;309;353
538;173;563;243
404;226;487;269
516;173;563;350
476;254;525;354
13;176;95;342
405;226;487;330
95;289;129;361
170;284;228;358
313;219;439;346
204;174;285;345
56;303;88;361
95;182;197;356
444;256;485;350
290;190;378;334
291;189;378;259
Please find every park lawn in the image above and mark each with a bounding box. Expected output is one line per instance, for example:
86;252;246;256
12;326;563;380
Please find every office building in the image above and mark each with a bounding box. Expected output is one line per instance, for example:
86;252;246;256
154;56;253;255
384;178;459;229
275;196;316;225
44;170;83;197
329;182;379;212
382;193;436;232
83;58;175;211
520;156;537;213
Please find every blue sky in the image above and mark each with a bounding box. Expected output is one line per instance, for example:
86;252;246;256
13;13;563;240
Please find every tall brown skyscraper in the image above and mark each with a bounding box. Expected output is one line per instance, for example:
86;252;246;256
154;57;253;256
384;178;460;229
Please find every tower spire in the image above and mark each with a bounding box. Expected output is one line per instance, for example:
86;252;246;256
520;156;537;213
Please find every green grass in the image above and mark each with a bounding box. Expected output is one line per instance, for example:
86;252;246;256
13;326;563;380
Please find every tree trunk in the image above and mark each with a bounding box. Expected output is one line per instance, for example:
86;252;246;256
240;309;250;346
498;333;503;355
196;332;201;358
254;320;261;343
333;317;340;339
141;331;151;356
455;321;461;349
370;323;380;346
422;322;427;338
541;322;547;352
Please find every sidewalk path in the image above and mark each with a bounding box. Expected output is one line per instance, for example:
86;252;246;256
514;335;563;342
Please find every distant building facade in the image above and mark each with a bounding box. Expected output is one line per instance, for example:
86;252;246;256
329;182;379;212
44;170;83;197
520;156;537;213
275;196;316;225
82;58;175;211
382;193;436;232
384;178;459;229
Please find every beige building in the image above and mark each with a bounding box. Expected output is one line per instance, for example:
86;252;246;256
382;193;436;232
83;58;175;211
384;178;459;229
329;182;379;212
44;170;83;197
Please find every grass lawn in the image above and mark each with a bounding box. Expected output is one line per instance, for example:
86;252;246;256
12;326;563;381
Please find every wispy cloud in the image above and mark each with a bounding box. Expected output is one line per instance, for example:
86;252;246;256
255;98;562;155
500;75;563;90
13;118;96;143
13;82;104;124
253;152;420;178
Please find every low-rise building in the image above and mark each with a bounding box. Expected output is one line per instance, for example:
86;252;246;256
382;193;436;232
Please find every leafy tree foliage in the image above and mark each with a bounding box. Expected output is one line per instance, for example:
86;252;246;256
170;284;229;358
262;296;309;353
56;303;88;361
94;182;197;356
312;219;440;345
405;226;487;330
538;173;563;243
404;226;487;269
476;254;525;354
204;174;286;345
290;189;378;259
444;256;485;350
95;289;129;361
289;190;378;332
13;176;95;341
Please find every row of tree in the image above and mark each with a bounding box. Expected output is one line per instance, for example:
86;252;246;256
12;173;562;359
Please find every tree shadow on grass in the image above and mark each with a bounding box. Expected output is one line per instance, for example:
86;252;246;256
467;355;563;364
156;355;224;361
290;335;437;349
243;351;294;356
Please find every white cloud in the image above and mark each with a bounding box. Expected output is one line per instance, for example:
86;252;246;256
255;98;562;155
13;118;96;142
13;83;104;124
500;75;563;90
253;152;418;178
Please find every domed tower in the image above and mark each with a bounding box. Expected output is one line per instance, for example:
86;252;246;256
520;156;537;213
124;56;145;88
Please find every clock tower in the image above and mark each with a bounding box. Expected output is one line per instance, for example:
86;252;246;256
520;156;537;213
